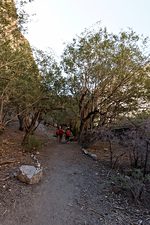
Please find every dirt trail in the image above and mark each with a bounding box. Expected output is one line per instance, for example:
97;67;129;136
0;135;148;225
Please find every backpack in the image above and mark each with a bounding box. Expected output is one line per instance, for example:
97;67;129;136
66;130;71;137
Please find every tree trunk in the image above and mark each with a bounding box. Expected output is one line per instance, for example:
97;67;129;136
143;141;149;177
18;115;24;131
21;111;41;145
79;120;86;142
22;130;31;145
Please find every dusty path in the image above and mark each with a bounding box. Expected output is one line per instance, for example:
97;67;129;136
1;135;149;225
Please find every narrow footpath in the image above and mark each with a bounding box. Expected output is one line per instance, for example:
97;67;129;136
1;135;147;225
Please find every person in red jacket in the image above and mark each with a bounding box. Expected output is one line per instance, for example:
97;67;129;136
65;127;71;143
55;126;64;143
58;126;64;143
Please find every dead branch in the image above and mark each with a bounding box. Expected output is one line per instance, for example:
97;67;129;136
0;159;15;166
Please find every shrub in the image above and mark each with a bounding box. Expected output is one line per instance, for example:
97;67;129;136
25;135;43;152
112;169;145;203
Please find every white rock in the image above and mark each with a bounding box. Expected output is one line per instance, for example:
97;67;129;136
37;163;41;168
82;148;88;154
90;153;97;160
137;220;143;225
17;165;43;184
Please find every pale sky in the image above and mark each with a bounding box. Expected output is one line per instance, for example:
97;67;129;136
24;0;150;58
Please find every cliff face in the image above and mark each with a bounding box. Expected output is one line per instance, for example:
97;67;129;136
0;0;40;88
0;0;40;129
0;0;31;49
0;0;39;83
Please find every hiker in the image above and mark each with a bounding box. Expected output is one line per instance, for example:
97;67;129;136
58;126;64;143
65;127;71;143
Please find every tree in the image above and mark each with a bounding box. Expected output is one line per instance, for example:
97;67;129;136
15;0;34;33
0;0;68;144
0;0;42;134
32;48;66;115
62;26;150;138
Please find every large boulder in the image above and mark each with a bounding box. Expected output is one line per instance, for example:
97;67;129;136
17;165;43;184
